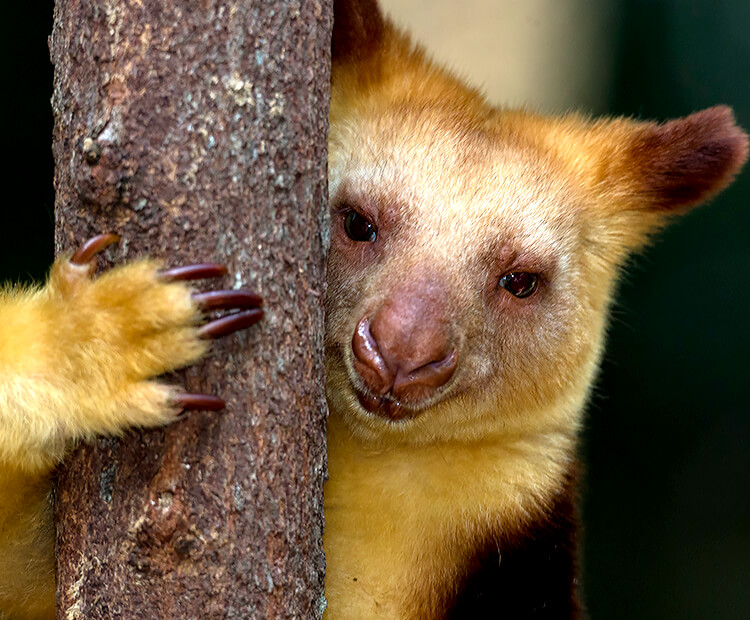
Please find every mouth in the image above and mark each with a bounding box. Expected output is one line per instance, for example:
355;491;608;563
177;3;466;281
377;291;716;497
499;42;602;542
354;388;421;422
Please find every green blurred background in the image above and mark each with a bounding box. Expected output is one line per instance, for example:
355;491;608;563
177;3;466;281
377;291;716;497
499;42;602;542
584;4;750;619
1;1;748;618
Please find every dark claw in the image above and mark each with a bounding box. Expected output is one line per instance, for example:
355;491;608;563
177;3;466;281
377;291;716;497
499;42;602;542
173;393;226;412
193;289;263;310
198;309;264;339
70;233;120;265
159;263;228;282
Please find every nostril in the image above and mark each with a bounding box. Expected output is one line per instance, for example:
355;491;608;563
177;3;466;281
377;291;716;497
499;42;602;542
392;348;457;401
352;317;394;395
352;317;377;364
428;348;458;381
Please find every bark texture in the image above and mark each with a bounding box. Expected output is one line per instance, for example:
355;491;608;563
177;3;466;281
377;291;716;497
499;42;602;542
50;1;331;617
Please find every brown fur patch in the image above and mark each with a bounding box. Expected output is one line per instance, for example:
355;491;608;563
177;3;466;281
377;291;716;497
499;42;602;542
332;0;386;64
448;464;583;619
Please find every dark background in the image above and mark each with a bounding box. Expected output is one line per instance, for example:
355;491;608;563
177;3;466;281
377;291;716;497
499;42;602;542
2;2;747;618
582;3;750;619
0;4;55;284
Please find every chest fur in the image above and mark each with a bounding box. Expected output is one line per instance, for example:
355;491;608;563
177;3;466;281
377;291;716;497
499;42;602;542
322;414;576;619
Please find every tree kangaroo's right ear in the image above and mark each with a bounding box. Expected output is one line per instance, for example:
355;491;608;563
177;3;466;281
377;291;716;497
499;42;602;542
332;0;386;65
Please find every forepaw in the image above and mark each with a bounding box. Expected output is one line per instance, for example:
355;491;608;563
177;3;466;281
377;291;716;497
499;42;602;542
48;234;263;437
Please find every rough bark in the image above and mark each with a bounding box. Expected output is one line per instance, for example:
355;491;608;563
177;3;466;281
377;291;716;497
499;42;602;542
50;1;331;617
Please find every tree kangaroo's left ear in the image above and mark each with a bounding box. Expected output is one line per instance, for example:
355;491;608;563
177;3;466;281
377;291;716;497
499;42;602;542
579;106;748;215
542;106;748;260
621;106;747;211
556;106;748;256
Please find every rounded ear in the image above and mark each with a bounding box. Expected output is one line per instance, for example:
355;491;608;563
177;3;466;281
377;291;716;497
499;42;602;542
579;106;748;215
332;0;386;65
548;106;748;260
626;106;749;211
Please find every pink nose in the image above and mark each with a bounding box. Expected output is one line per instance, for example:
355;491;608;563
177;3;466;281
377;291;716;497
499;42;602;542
351;287;457;420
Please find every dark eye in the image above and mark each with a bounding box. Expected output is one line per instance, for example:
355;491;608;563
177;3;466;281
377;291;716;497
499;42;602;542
499;272;539;298
344;210;377;242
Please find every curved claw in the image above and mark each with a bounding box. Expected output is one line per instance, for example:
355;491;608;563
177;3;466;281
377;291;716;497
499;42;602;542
159;263;228;282
173;393;226;413
193;289;263;310
198;309;264;339
70;233;120;265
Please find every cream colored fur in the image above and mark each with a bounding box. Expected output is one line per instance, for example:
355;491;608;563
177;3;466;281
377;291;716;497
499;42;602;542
321;11;746;619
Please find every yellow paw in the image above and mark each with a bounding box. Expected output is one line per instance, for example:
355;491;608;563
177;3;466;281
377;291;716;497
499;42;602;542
39;234;262;443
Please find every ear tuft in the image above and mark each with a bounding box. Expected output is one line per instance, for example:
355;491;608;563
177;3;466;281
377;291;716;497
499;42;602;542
630;106;749;211
332;0;386;65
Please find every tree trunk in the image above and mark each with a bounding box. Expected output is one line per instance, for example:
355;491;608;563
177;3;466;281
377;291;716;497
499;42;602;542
50;1;331;617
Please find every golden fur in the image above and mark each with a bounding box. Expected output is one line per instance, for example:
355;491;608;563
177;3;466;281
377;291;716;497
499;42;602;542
0;257;208;617
0;2;746;618
323;5;746;618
